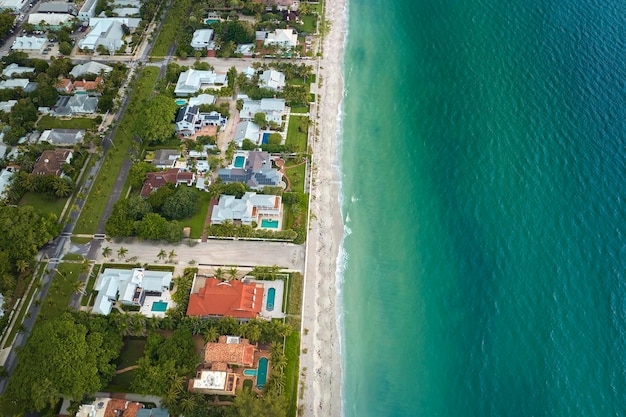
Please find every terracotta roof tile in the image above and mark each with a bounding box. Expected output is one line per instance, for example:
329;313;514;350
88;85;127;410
187;278;264;319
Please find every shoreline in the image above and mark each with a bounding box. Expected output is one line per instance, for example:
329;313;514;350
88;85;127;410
299;0;347;415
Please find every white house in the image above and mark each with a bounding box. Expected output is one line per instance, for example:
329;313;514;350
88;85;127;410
188;93;215;107
0;0;28;12
2;63;35;78
191;29;214;51
11;36;46;52
27;13;73;28
78;0;98;22
211;192;282;225
258;69;285;91
0;79;31;90
264;28;298;48
175;105;227;137
70;62;113;78
89;16;140;30
240;98;286;124
0;166;17;200
78;19;125;51
92;268;173;315
174;69;227;96
0;100;17;113
234;121;261;146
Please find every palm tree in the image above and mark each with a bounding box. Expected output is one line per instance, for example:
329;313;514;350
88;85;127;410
73;280;86;294
202;326;219;343
102;246;112;259
271;354;287;374
227;266;238;281
80;259;92;274
214;267;225;281
117;246;128;259
157;248;167;261
168;249;177;263
16;260;29;274
52;177;71;197
270;341;283;360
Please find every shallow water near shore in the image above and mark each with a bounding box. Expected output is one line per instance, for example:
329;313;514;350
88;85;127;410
339;0;626;415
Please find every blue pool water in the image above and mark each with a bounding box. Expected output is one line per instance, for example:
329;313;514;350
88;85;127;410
175;99;187;106
234;155;245;168
266;288;276;311
151;301;167;312
262;133;271;144
261;219;279;229
243;369;257;377
256;357;268;389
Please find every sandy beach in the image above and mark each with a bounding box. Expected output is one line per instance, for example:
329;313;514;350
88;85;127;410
299;0;346;415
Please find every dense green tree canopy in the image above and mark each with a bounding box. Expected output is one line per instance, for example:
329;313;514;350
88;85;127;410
105;196;152;236
1;315;103;413
161;186;198;220
0;205;59;265
134;94;177;143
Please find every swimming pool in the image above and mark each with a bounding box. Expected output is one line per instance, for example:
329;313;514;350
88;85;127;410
256;357;268;389
175;99;187;106
262;132;270;144
243;369;257;377
151;301;168;312
261;219;279;229
266;288;276;311
234;155;245;168
205;19;219;24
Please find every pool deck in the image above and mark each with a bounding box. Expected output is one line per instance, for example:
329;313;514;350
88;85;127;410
250;279;285;319
140;291;175;318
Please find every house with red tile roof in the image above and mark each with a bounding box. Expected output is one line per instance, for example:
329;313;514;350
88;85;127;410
186;277;264;320
140;168;195;198
72;77;104;93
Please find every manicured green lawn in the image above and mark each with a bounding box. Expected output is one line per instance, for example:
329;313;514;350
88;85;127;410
290;105;309;113
286;116;309;153
284;161;306;193
37;115;98;130
301;15;317;33
39;262;84;321
74;67;159;234
178;188;211;239
284;332;300;417
81;263;101;307
19;192;67;219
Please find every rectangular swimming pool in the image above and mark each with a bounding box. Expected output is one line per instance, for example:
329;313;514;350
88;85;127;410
256;357;268;389
234;155;245;168
266;288;276;311
261;219;279;229
151;301;168;312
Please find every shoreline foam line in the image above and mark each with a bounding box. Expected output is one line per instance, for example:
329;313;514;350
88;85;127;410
298;0;348;414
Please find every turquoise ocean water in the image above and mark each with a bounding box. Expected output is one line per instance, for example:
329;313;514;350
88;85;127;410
340;0;626;416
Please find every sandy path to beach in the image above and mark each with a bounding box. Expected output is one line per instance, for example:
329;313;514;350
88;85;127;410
299;0;346;415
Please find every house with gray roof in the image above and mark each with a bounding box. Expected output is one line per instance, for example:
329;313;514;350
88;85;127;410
0;100;17;113
240;98;285;124
39;129;85;146
218;150;283;190
36;1;77;14
2;63;35;78
70;62;113;78
78;0;98;21
78;19;125;51
0;79;37;92
54;95;98;115
234;121;261;146
258;69;285;91
151;149;180;169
